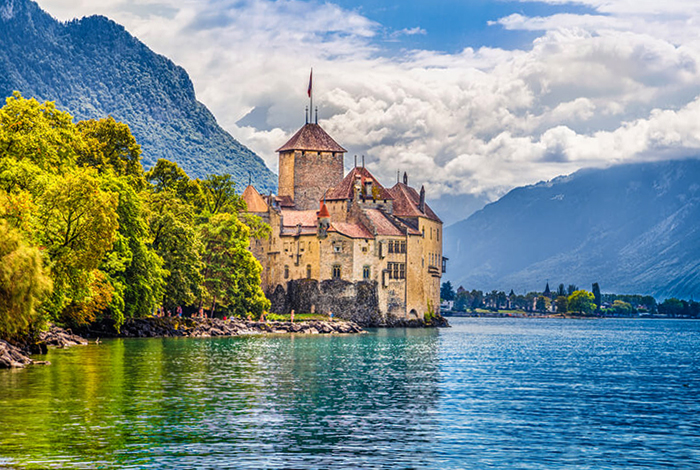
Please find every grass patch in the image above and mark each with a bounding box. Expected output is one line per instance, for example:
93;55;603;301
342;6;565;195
266;313;333;322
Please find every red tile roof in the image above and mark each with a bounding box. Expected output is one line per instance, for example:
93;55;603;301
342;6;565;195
241;185;268;213
281;210;318;227
330;222;374;239
276;123;347;153
275;195;295;208
325;166;394;201
364;209;404;236
388;183;442;223
280;209;318;236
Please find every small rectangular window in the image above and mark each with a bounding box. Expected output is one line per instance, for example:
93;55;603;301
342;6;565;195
363;266;370;279
399;263;405;279
400;241;406;253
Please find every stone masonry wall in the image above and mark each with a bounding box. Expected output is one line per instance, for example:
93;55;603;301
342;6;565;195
268;279;391;326
293;151;344;210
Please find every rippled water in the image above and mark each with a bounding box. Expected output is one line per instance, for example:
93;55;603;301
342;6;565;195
1;318;699;469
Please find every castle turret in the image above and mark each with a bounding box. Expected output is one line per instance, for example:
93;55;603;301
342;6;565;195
277;123;346;210
317;201;330;238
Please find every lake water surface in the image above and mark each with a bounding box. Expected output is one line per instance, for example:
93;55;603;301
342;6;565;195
1;318;699;469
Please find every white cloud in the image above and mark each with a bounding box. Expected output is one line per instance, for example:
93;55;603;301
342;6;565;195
33;0;700;210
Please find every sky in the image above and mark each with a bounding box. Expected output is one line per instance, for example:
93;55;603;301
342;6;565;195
34;0;700;221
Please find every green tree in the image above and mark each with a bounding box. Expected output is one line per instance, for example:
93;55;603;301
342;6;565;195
200;174;244;215
77;116;145;188
441;281;455;302
568;290;595;315
199;213;269;319
99;176;165;328
658;298;685;316
592;282;601;311
37;169;119;324
0;92;84;171
148;190;203;310
567;284;578;296
555;295;568;313
0;221;52;340
557;283;566;297
536;295;550;312
607;300;634;316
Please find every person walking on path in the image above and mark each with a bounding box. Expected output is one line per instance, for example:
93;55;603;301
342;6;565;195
329;310;333;322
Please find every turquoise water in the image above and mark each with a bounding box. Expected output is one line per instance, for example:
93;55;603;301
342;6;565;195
1;318;699;469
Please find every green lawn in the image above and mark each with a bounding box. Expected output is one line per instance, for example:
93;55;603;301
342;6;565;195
265;313;334;322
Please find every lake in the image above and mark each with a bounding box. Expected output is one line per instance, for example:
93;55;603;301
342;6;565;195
1;318;699;469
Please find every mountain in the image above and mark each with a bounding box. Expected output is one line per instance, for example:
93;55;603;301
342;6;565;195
0;0;276;191
445;159;700;300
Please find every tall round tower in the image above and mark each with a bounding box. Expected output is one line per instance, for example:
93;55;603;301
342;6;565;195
276;123;346;210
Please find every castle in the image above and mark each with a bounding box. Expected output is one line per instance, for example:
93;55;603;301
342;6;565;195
242;117;445;323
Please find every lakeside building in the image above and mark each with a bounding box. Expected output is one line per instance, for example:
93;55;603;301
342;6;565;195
242;118;445;322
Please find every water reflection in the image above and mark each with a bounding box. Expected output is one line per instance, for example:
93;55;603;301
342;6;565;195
0;328;441;469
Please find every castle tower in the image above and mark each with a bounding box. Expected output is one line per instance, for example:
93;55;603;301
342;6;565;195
276;123;346;210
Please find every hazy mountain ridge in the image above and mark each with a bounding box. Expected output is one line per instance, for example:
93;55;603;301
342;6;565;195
0;0;276;191
445;159;700;299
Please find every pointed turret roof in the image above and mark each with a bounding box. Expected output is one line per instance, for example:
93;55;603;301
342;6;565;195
317;201;330;218
241;185;268;213
276;123;347;153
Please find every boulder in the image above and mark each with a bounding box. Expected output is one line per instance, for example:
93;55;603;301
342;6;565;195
0;340;33;368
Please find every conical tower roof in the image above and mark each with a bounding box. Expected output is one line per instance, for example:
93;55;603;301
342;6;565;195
241;185;268;212
277;123;346;153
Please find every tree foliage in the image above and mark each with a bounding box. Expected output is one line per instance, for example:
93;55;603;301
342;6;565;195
441;281;455;302
0;94;271;338
199;213;269;319
0;221;52;340
568;290;595;315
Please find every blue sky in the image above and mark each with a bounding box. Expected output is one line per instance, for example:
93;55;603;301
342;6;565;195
332;0;597;52
35;0;700;222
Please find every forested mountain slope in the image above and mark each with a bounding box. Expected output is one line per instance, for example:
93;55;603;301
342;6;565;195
0;0;276;191
445;159;700;299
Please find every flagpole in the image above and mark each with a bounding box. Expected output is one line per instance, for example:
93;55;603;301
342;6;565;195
308;68;313;123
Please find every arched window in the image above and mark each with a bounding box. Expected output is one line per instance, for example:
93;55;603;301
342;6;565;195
284;265;289;279
306;264;312;279
332;265;341;279
363;265;371;279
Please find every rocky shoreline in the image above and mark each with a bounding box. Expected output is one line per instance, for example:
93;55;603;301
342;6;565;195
83;317;365;339
0;317;365;369
1;315;450;369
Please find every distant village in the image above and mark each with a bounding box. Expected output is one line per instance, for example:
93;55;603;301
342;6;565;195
440;282;700;318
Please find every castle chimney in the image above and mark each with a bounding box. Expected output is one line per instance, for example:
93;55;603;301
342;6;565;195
403;172;408;185
362;155;365;168
419;185;426;213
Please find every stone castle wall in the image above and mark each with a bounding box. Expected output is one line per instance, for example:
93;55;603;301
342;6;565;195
268;279;394;326
293;151;344;210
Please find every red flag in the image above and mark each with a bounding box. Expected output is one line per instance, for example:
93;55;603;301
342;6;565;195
307;68;313;98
